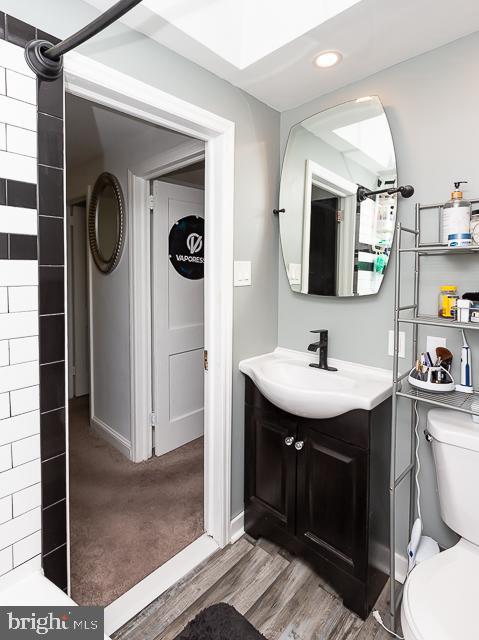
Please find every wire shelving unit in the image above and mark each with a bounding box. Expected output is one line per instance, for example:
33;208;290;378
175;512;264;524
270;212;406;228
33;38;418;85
389;197;479;630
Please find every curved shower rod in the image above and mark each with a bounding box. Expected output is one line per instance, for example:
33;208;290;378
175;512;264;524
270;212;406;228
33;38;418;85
25;0;143;81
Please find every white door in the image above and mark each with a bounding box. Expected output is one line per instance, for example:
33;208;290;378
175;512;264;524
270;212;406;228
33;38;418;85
152;180;205;457
67;203;90;398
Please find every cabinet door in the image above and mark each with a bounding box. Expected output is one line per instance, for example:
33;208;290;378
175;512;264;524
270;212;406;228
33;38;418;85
296;427;368;577
245;406;297;532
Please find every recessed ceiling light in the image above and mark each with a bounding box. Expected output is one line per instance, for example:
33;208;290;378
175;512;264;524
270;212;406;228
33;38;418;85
314;51;342;68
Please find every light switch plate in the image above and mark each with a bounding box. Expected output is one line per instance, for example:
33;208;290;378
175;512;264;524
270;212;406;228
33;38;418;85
234;261;251;287
388;330;405;358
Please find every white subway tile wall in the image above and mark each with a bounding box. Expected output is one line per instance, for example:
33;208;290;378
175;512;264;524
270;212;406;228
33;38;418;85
5;69;36;105
12;482;40;518
0;33;41;578
0;206;37;235
0;495;11;524
6;125;37;158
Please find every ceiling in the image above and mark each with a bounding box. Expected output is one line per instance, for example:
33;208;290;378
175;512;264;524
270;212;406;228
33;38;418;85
84;0;479;111
65;94;192;168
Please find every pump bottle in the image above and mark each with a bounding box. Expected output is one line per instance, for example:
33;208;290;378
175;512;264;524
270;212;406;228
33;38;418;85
441;181;471;244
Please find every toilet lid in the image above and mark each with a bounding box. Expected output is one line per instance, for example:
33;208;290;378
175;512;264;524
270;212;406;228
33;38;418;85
403;540;479;640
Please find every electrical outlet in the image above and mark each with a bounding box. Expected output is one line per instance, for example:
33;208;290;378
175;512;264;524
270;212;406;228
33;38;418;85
426;336;446;356
388;330;405;358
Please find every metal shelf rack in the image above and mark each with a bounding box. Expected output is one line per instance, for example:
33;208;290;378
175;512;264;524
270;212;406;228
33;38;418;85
389;197;479;630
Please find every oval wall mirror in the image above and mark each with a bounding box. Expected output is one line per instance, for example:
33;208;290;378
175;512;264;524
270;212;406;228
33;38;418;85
279;96;397;297
88;172;126;274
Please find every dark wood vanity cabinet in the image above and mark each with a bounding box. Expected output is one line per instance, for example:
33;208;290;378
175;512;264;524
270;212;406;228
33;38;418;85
244;378;391;619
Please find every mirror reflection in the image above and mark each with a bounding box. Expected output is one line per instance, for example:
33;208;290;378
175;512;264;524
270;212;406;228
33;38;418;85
279;96;397;297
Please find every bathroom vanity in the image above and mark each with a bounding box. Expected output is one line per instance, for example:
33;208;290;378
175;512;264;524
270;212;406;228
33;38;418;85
241;349;392;619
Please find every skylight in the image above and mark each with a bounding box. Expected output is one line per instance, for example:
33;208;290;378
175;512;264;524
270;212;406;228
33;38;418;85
142;0;362;69
334;114;395;170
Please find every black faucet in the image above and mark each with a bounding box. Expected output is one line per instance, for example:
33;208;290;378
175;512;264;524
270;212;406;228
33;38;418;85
308;330;337;371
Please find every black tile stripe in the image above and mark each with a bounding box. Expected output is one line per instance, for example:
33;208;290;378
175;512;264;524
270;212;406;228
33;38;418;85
40;314;65;364
42;453;66;508
0;233;7;259
42;544;67;591
38;113;63;169
0;232;37;259
0;12;5;40
36;53;66;588
5;180;37;209
38;77;63;119
38;166;63;217
35;29;61;47
0;179;5;205
42;499;66;555
9;233;37;260
40;408;66;460
40;361;65;413
39;216;64;265
39;266;64;314
5;15;35;47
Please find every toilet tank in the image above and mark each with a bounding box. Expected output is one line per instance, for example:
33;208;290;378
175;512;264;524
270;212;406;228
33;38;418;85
428;409;479;545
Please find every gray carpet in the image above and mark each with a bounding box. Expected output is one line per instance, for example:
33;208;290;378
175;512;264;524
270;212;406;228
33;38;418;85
69;397;204;607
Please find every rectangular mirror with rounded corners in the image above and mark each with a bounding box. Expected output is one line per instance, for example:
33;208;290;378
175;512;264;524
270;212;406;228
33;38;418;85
279;96;397;297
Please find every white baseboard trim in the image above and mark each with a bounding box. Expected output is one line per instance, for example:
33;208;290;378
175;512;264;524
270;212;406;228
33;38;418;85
371;542;408;584
104;533;219;635
230;511;244;544
91;416;131;459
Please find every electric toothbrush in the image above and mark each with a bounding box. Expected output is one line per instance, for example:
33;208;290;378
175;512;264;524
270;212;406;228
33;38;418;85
456;329;473;394
407;518;423;573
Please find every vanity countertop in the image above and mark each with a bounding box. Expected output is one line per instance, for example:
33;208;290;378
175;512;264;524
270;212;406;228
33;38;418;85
239;347;392;419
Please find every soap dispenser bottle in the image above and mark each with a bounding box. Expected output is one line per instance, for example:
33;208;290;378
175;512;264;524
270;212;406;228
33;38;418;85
441;181;471;244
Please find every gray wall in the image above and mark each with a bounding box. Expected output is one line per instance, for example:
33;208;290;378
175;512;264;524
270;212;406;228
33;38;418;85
4;0;280;517
279;32;479;552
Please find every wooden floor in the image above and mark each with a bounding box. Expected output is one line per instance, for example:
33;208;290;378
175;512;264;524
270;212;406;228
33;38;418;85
113;536;397;640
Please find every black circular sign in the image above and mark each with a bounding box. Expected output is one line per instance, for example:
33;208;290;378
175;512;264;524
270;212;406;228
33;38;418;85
169;215;204;280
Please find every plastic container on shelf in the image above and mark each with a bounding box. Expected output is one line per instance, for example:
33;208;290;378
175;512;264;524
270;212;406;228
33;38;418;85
438;285;458;318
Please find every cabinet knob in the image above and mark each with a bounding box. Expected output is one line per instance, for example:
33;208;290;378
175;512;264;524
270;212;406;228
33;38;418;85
294;440;304;451
284;436;295;446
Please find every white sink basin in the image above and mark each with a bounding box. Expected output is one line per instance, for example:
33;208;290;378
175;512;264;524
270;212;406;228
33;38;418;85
239;348;392;419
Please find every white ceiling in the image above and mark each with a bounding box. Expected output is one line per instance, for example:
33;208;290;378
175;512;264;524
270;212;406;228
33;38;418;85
136;0;361;69
65;93;192;167
84;0;479;111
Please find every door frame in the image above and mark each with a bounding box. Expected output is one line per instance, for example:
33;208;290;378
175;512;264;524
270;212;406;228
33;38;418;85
66;197;88;400
64;52;234;632
301;160;357;293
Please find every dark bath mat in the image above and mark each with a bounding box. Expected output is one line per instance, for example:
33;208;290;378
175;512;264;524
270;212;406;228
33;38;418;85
174;603;267;640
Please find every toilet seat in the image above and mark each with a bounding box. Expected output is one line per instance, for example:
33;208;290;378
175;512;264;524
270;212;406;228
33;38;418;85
401;538;479;640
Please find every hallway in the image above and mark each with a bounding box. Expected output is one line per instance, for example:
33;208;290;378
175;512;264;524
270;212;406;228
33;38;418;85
69;398;204;606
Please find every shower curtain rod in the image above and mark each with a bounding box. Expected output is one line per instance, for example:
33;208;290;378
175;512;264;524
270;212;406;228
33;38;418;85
25;0;143;81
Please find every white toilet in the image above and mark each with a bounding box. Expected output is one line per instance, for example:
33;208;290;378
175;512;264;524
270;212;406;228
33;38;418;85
401;408;479;640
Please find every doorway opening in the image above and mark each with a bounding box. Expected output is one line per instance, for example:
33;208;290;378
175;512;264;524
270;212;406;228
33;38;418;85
66;94;207;607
